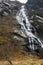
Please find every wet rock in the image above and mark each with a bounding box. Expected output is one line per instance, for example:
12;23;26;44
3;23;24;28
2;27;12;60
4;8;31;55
0;0;43;58
39;48;43;58
30;15;43;38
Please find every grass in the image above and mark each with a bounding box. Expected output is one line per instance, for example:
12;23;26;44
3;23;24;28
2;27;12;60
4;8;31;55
0;15;43;65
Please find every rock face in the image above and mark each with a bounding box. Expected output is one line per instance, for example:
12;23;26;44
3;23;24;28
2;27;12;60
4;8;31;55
0;0;43;61
0;0;23;17
26;0;43;9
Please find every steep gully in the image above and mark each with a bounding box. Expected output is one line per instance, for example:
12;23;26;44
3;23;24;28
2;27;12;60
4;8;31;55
16;5;43;52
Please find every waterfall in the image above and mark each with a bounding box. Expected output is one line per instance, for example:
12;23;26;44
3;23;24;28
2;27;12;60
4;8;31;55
16;5;43;51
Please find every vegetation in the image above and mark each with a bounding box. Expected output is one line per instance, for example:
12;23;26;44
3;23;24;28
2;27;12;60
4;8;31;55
0;10;43;65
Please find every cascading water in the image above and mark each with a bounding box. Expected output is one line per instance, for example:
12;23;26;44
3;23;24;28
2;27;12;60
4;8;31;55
16;5;43;51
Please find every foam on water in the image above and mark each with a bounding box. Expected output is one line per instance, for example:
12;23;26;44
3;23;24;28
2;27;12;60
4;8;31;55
16;5;43;50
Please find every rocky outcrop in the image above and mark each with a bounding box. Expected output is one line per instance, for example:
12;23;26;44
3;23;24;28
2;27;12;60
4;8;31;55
0;0;43;60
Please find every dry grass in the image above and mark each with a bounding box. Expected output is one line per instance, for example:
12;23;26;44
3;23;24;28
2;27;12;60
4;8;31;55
0;55;43;65
0;16;43;65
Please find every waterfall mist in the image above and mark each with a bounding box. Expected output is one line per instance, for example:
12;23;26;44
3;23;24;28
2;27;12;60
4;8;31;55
16;5;43;51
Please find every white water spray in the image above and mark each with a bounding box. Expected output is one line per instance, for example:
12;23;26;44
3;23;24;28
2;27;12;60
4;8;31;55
16;5;43;50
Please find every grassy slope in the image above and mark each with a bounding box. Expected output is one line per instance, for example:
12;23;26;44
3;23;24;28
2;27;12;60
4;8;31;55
0;16;43;65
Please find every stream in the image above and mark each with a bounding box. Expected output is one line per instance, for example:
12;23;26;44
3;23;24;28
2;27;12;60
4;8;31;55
16;5;43;51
